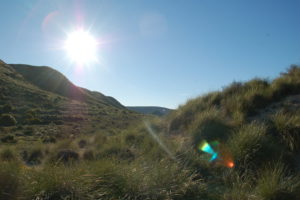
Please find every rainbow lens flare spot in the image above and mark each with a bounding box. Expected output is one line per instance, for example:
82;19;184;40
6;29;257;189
198;140;218;162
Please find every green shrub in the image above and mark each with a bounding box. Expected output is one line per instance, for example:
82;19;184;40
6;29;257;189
0;114;17;126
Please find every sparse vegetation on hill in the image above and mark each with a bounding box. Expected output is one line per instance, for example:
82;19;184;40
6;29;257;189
0;62;299;199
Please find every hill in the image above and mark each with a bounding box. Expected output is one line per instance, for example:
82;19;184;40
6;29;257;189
0;61;139;135
127;106;172;116
164;65;300;199
0;63;299;200
10;64;124;108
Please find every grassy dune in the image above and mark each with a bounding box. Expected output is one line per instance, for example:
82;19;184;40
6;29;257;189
0;65;300;199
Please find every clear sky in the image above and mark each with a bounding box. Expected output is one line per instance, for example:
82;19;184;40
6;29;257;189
1;0;300;108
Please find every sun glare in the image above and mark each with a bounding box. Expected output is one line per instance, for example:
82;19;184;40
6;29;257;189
64;30;98;64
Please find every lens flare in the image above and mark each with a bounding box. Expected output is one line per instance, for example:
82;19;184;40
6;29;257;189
198;140;218;162
198;140;235;168
227;161;234;168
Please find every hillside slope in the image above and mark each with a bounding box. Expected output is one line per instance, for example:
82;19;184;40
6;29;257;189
166;65;300;169
0;61;139;134
168;65;300;134
10;64;124;108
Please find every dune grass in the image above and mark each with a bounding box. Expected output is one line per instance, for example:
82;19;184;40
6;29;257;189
0;66;300;199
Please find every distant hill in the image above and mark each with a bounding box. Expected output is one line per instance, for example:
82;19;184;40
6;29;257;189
10;64;124;108
127;106;172;116
0;60;139;133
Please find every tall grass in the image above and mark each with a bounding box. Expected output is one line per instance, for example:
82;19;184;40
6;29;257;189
1;65;300;199
0;161;21;200
22;164;88;199
271;110;300;152
227;122;280;170
255;162;300;200
189;109;232;147
168;66;300;133
87;159;208;200
222;170;255;200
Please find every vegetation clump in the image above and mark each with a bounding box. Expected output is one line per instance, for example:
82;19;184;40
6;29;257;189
1;134;17;143
22;148;44;165
0;114;17;126
56;149;79;164
0;103;13;113
42;136;56;143
0;147;18;161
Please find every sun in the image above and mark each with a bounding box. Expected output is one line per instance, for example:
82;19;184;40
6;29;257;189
64;30;98;64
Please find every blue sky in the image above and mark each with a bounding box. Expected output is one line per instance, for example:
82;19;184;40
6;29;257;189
1;0;300;108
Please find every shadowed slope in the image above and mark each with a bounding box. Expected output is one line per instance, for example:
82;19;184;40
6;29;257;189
10;64;124;108
0;60;138;130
